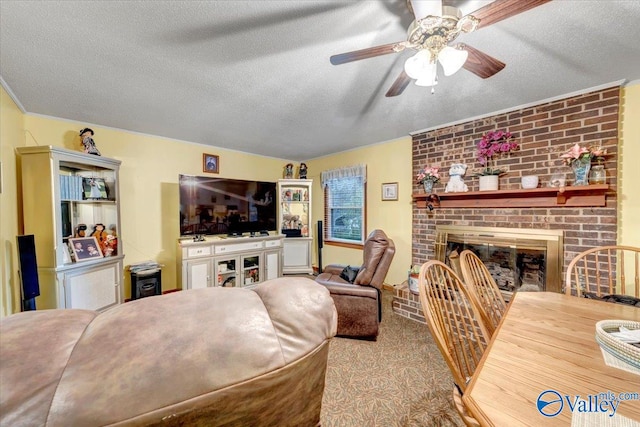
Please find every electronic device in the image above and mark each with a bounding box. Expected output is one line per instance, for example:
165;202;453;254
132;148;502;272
179;175;277;237
316;220;323;274
16;234;40;311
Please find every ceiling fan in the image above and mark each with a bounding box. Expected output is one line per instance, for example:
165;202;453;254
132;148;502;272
330;0;551;97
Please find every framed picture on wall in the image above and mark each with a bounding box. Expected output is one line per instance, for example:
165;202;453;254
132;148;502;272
203;153;219;174
69;237;103;262
382;182;398;201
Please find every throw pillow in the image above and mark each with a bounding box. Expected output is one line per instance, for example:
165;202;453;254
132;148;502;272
340;265;359;283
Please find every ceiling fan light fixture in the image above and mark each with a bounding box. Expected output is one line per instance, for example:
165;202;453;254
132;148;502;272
438;45;468;76
415;74;438;87
404;49;434;80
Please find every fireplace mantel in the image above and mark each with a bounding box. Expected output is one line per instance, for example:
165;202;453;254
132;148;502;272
413;184;610;209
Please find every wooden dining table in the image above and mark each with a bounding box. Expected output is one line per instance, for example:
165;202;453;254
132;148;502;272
463;292;640;426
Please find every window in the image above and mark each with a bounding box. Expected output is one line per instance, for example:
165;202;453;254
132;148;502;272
321;165;366;246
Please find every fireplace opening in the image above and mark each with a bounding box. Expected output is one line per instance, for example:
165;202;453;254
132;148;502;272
447;241;546;296
435;226;563;294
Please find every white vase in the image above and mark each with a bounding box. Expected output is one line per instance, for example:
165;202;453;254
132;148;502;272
478;175;499;191
521;175;539;189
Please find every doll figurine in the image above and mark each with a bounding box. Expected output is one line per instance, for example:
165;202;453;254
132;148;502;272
284;163;294;179
299;163;308;179
74;224;87;238
79;128;101;156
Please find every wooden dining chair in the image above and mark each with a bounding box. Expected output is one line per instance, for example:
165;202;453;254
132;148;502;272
459;250;508;337
565;245;640;298
418;260;491;427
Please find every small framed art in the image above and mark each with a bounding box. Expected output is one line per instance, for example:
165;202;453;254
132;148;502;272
83;177;108;200
203;153;219;174
381;182;398;201
69;237;103;262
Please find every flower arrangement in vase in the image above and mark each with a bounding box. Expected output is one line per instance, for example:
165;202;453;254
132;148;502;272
475;130;519;176
560;143;608;186
474;130;519;191
416;166;440;193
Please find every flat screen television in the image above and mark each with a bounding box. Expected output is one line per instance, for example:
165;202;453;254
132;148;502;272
179;175;277;236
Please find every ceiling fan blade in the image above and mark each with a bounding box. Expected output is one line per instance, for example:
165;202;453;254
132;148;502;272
330;42;405;65
470;0;551;30
461;44;505;79
385;71;412;97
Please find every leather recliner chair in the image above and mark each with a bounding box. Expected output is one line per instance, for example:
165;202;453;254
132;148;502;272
315;229;395;340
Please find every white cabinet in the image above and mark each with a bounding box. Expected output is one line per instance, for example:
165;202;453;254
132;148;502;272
282;239;313;274
178;235;283;290
16;146;124;310
278;179;313;274
60;258;122;311
185;259;213;289
264;250;281;281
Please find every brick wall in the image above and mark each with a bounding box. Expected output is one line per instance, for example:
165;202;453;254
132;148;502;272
393;86;620;323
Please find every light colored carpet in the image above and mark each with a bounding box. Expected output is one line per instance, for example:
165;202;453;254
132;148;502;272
320;290;464;427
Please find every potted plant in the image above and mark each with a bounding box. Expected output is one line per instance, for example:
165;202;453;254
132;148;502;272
416;165;440;193
560;143;608;186
475;130;519;191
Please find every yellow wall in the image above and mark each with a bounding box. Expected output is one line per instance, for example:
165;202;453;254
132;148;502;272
306;137;413;286
3;112;288;312
619;83;640;248
1;86;24;316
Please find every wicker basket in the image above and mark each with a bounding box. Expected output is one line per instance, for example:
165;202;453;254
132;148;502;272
595;320;640;375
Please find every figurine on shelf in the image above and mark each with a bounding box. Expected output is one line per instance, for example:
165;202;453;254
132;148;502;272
284;163;294;179
74;224;87;238
299;163;308;179
103;234;118;257
79;128;101;156
445;163;469;193
91;223;108;252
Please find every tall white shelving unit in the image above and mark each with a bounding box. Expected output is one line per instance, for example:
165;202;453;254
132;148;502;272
277;179;313;274
16;146;124;311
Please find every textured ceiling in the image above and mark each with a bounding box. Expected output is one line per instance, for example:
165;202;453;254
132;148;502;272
1;1;640;161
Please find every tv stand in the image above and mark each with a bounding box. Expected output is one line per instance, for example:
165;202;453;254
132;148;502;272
178;235;284;290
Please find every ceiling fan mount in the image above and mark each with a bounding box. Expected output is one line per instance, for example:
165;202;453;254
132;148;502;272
406;6;477;50
330;0;551;97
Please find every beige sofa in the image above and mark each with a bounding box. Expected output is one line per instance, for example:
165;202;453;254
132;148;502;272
0;277;337;426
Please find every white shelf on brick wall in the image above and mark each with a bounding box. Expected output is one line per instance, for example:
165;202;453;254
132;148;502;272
413;184;611;209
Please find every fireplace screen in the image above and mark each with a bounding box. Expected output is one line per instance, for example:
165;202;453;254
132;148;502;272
435;226;564;294
446;239;546;293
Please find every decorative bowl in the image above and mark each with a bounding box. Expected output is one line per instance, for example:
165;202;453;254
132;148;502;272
521;175;539;189
595;320;640;375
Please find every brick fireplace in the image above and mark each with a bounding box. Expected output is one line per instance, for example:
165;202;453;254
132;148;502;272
394;85;619;323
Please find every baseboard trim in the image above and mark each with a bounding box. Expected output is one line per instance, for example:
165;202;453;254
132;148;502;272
382;283;395;291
